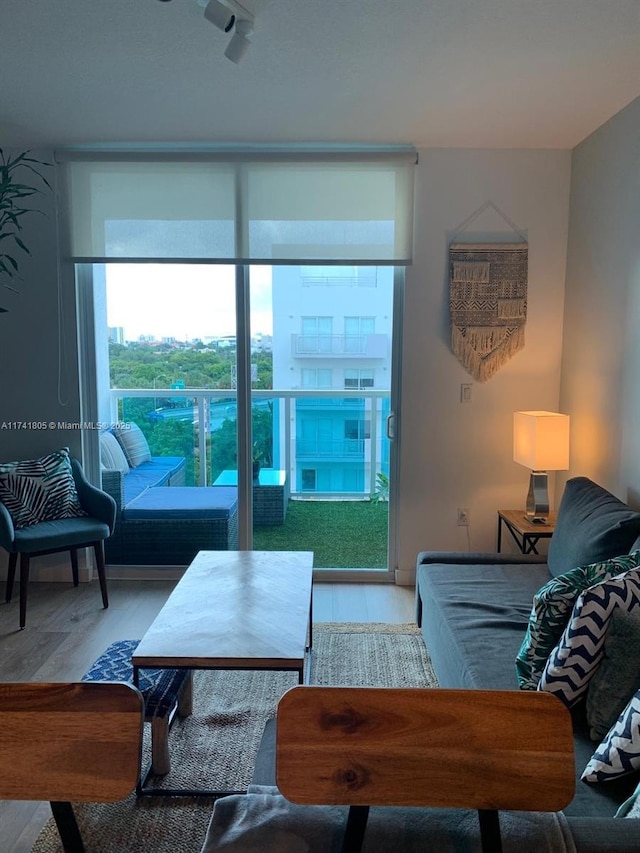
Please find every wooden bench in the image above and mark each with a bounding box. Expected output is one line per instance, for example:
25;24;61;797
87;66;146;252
0;681;143;852
276;686;576;853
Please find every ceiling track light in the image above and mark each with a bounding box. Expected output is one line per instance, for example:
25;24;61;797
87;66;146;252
224;17;254;64
200;0;256;63
157;0;256;64
203;0;236;33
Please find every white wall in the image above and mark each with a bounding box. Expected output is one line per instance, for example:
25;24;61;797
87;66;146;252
0;150;82;462
397;149;571;582
560;96;640;505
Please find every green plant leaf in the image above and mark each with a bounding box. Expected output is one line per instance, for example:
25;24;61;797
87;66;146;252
0;148;51;299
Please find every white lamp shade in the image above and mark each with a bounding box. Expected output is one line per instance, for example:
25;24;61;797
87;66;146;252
513;411;570;471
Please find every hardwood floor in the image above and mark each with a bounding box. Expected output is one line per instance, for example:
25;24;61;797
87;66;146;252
0;577;416;853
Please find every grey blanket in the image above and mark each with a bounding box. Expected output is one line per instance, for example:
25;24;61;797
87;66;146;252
203;785;577;853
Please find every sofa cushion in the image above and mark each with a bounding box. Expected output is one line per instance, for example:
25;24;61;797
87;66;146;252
515;552;640;690
0;447;86;529
100;431;130;473
416;562;547;690
114;422;152;468
548;477;640;578
539;568;640;707
122;486;238;520
586;607;640;742
582;688;640;783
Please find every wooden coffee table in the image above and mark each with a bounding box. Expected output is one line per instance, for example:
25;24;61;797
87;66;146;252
132;549;314;796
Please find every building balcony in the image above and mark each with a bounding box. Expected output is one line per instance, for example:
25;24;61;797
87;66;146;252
291;333;388;359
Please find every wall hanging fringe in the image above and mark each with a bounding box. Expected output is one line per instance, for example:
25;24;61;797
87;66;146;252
449;241;528;382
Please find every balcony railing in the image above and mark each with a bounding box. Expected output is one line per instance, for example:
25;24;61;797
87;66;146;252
291;333;388;359
109;387;390;498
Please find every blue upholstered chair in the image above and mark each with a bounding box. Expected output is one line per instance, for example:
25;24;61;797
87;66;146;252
0;457;116;629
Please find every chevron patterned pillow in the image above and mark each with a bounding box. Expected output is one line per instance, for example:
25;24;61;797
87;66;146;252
515;552;640;690
582;688;640;783
539;568;640;707
0;447;86;529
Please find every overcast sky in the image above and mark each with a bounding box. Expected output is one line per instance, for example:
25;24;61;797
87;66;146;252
106;264;273;341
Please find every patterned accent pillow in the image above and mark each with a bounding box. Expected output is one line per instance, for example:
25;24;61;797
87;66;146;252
99;431;130;473
114;423;151;468
515;553;640;690
539;567;640;707
582;688;640;783
0;447;87;529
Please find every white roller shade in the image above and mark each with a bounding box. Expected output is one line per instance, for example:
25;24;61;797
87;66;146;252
61;151;415;264
66;161;237;259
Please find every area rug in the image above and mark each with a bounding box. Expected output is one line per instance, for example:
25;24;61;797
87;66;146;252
31;622;436;853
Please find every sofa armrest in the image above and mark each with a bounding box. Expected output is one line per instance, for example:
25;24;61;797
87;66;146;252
72;459;117;532
416;550;546;566
100;469;125;515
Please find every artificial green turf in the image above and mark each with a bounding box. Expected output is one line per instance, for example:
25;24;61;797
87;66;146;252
253;500;389;568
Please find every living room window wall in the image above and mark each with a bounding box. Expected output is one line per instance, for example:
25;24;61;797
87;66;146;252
64;149;415;576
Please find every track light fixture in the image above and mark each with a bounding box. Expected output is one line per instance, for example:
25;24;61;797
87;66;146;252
203;0;236;33
157;0;256;64
224;17;254;64
201;0;255;63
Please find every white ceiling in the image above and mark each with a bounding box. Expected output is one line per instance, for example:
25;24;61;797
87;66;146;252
2;0;640;150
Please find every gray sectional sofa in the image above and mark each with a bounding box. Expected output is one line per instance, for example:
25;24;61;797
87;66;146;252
415;476;640;850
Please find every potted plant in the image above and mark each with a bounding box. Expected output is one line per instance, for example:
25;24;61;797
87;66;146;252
252;443;263;481
0;148;52;312
370;471;389;503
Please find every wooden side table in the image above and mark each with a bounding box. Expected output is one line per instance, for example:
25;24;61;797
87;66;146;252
497;509;557;555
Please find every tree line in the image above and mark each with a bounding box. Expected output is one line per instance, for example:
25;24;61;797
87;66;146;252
112;342;274;483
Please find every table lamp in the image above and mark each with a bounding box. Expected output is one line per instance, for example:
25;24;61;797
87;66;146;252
513;411;570;523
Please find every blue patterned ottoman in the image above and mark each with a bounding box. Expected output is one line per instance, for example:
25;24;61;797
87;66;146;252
82;639;192;776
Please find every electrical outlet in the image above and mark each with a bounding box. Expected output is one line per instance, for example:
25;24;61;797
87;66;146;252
460;383;472;403
457;507;470;526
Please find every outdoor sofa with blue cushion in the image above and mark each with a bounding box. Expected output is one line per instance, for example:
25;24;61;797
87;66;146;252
99;425;186;563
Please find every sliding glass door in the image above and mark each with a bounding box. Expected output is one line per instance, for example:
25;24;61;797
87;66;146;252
248;264;401;577
79;260;401;576
66;150;414;577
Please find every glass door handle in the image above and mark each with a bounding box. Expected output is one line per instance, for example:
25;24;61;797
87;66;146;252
386;413;395;440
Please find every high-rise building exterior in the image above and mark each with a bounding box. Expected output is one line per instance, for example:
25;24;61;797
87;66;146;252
271;266;392;495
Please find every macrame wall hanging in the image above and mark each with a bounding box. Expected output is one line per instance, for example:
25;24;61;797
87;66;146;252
449;201;528;383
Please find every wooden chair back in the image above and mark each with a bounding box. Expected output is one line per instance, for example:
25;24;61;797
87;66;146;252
0;681;143;852
276;686;575;852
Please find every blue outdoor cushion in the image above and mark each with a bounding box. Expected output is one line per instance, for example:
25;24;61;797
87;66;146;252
123;486;238;520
